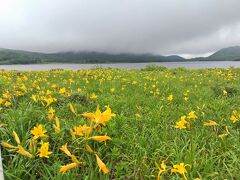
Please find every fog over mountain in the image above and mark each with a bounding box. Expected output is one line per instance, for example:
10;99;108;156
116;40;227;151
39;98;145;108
0;0;240;58
1;46;240;64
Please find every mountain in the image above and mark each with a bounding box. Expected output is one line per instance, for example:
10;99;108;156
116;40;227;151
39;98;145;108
0;46;240;64
0;48;186;64
0;48;44;64
206;46;240;61
167;55;185;61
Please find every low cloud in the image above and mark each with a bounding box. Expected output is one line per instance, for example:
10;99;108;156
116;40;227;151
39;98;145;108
0;0;240;57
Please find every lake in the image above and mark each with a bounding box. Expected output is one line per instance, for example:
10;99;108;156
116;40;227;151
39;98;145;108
0;61;240;70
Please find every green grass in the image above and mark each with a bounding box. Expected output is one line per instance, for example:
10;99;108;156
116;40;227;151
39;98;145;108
0;67;240;179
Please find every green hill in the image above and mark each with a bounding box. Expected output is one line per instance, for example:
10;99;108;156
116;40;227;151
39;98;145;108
1;46;240;64
207;46;240;61
0;48;186;64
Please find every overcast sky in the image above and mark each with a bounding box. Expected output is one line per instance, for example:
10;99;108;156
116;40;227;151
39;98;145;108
0;0;240;58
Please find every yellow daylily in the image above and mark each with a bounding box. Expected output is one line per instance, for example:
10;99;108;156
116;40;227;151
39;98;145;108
12;131;21;145
155;160;167;180
72;124;92;137
167;95;173;102
48;107;55;114
38;141;52;158
95;154;109;174
187;111;197;119
1;141;33;158
218;127;230;139
230;110;239;123
82;105;115;126
60;143;72;157
171;163;191;180
59;143;80;174
17;145;33;158
1;141;17;149
31;94;37;102
90;93;98;100
60;163;79;174
59;88;66;94
203;120;218;126
69;103;77;115
53;117;60;134
31;124;48;139
85;144;94;153
175;116;187;129
5;101;11;108
0;98;3;104
88;135;112;145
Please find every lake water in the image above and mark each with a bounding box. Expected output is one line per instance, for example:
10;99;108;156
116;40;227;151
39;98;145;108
0;61;239;70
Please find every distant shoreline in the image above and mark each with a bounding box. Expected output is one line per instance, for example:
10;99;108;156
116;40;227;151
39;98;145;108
0;59;239;66
0;61;239;71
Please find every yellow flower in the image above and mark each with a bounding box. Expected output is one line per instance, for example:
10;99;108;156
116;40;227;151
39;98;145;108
167;95;173;102
72;124;92;137
218;127;229;139
69;103;77;115
52;84;57;88
12;131;21;145
42;96;56;107
20;84;27;92
85;144;94;153
218;133;228;139
77;88;82;93
48;107;55;120
187;111;197;119
223;90;228;96
1;141;17;149
88;135;112;145
3;91;11;100
59;87;66;94
82;105;115;126
175;116;187;129
230;110;239;123
110;88;115;93
0;98;3;104
60;143;80;164
31;94;37;102
17;145;33;158
60;143;72;157
48;107;55;114
31;124;48;139
46;98;54;106
59;163;79;174
171;163;191;180
101;106;116;126
29;138;37;153
53;117;61;134
70;155;80;164
95;154;109;174
38;141;52;158
59;143;80;174
5;101;11;107
155;160;167;180
90;93;97;100
46;90;52;95
203;120;218;126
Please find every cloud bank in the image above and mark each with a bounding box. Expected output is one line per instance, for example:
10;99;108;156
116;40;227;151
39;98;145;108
0;0;240;57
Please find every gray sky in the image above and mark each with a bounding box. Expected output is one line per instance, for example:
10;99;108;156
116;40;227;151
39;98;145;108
0;0;240;58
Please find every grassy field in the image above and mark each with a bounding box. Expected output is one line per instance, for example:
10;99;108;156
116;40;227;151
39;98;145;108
0;66;240;179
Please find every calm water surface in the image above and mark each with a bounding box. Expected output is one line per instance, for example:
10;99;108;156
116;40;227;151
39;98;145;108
0;61;240;70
